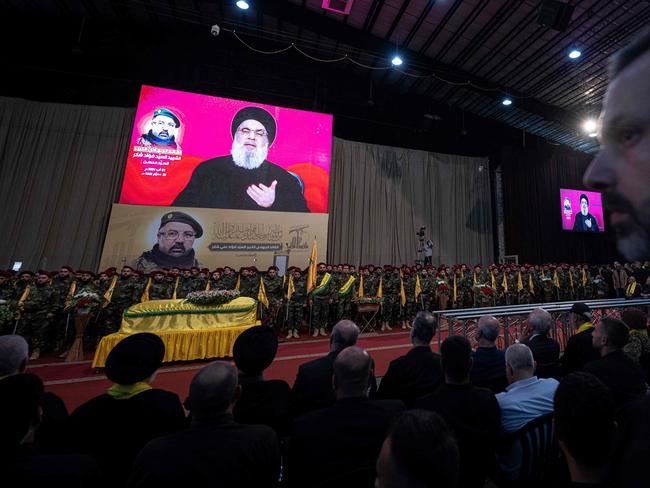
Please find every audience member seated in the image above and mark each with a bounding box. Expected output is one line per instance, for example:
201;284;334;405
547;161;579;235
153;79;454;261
521;308;561;379
286;347;405;487
554;372;615;488
232;325;291;436
621;308;650;363
69;333;186;486
290;320;377;417
0;334;68;453
1;373;101;486
496;343;559;479
128;361;281;487
376;311;443;407
470;315;507;393
609;396;650;488
415;336;500;488
584;317;647;413
375;410;459;488
561;303;601;375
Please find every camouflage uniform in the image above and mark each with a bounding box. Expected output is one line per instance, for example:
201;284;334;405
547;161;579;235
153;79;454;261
104;277;139;335
337;275;356;321
17;282;59;351
262;274;284;326
147;279;172;300
239;275;258;299
311;271;333;332
382;272;400;325
286;274;307;333
221;273;238;291
403;274;416;322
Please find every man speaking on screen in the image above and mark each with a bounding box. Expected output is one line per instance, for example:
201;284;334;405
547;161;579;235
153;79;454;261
572;194;600;232
172;106;309;212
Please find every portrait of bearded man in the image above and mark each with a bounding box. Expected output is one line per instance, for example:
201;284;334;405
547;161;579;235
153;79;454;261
172;106;309;212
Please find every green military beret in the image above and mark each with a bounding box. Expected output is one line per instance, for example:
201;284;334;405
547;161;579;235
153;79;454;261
152;108;181;127
159;211;203;238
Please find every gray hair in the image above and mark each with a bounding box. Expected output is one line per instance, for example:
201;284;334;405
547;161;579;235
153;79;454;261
330;320;360;351
0;335;29;376
505;343;535;373
411;311;437;345
189;361;238;416
528;308;553;336
478;316;500;342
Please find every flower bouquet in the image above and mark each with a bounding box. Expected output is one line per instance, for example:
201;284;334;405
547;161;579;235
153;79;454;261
185;289;240;307
0;303;14;330
435;281;450;298
68;291;102;314
356;296;383;304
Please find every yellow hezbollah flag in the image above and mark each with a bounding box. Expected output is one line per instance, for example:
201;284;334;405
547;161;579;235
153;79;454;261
400;271;406;307
415;274;422;300
18;285;30;306
453;273;457;302
172;276;180;299
140;277;152;302
569;272;574;290
205;279;211;291
357;273;365;299
581;268;587;287
65;281;77;308
235;275;240;291
502;272;508;293
529;274;535;294
307;239;318;292
377;275;383;298
258;277;269;308
102;275;118;308
491;271;496;290
517;272;524;292
553;270;560;288
287;274;295;301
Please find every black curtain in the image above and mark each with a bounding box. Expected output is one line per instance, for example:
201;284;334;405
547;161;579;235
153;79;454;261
500;145;620;264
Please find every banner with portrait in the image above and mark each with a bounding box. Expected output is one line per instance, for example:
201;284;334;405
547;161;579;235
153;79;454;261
99;204;328;272
560;188;605;233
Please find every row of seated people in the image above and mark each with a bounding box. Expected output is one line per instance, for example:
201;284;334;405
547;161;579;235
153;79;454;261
1;306;649;487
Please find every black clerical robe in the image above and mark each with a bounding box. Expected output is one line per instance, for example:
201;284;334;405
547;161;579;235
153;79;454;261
572;212;600;232
172;156;309;212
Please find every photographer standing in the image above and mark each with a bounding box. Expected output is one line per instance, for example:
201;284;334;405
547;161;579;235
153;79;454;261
424;240;434;266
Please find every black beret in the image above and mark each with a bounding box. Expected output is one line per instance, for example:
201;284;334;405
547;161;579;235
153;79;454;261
570;302;591;317
152;108;181;127
105;333;165;385
159;211;203;238
233;326;278;375
231;106;277;145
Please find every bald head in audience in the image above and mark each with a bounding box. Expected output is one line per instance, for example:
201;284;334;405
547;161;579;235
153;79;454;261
189;361;240;419
333;346;372;399
477;316;500;346
0;335;29;378
330;320;360;352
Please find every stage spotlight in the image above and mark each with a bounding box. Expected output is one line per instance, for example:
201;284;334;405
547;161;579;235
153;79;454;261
502;97;513;106
568;49;582;59
236;0;250;10
583;119;598;137
391;55;403;66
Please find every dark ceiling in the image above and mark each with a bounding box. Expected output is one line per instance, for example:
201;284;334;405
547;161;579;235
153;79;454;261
2;0;649;154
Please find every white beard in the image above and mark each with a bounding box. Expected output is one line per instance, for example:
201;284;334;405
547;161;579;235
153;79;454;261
231;141;268;169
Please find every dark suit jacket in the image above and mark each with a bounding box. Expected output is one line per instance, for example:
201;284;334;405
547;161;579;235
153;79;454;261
8;447;101;487
69;389;187;486
522;335;561;379
376;346;443;407
233;375;291;436
128;414;280;487
290;350;378;418
471;346;508;393
286;397;405;487
415;384;501;488
584;350;647;412
561;327;600;375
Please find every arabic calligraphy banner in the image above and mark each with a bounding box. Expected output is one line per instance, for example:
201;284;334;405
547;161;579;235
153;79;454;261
99;204;328;272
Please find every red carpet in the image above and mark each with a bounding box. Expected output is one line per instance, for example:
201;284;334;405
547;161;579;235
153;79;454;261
28;330;425;411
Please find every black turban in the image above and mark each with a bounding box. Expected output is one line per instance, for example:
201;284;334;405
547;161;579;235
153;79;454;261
231;106;277;145
233;326;278;375
105;333;165;385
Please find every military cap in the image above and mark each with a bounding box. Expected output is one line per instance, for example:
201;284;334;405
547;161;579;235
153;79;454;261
122;265;135;271
231;106;277;145
152;107;181;127
233;326;278;375
105;333;165;385
570;302;591;318
159;211;203;238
